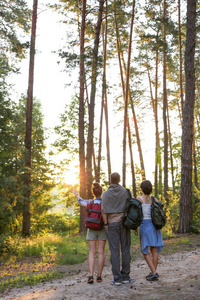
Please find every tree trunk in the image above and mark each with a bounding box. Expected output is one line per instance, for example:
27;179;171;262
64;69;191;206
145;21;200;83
122;0;135;187
102;4;111;183
114;2;137;187
22;0;38;237
127;119;136;197
163;0;168;204
86;0;105;197
178;0;196;233
79;0;87;232
167;104;175;193
97;76;104;183
178;0;184;116
193;123;198;188
120;48;145;181
154;44;161;198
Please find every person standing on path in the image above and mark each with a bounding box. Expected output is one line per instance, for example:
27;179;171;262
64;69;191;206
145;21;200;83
74;182;107;284
102;172;134;286
137;180;164;281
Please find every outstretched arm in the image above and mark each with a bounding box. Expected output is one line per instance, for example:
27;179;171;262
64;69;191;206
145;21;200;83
73;188;89;207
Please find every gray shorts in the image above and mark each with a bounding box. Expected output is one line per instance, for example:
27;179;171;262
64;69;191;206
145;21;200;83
86;227;108;240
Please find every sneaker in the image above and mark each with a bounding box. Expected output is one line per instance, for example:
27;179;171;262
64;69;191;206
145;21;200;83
146;272;159;279
97;276;102;283
122;278;135;284
87;276;94;284
146;272;153;279
146;273;159;281
111;280;122;286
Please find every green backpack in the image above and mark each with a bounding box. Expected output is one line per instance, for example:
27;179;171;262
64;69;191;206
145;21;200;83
151;197;167;230
123;189;143;230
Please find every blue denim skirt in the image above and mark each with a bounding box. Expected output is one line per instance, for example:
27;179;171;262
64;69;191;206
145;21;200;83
140;219;163;254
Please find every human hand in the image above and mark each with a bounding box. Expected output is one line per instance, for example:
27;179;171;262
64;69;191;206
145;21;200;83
134;229;138;236
73;188;79;197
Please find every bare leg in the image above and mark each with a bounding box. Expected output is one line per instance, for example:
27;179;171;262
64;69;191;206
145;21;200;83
150;247;159;271
143;252;156;274
88;240;96;276
97;240;106;277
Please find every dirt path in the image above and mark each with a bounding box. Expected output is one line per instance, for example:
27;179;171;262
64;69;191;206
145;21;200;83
1;246;200;300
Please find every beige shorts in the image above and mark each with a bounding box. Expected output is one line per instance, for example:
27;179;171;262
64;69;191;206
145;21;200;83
86;227;108;240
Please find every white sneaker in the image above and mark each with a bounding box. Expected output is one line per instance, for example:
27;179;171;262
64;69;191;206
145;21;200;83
111;280;122;286
122;278;135;284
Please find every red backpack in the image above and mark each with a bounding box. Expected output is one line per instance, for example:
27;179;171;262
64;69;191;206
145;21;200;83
85;200;104;230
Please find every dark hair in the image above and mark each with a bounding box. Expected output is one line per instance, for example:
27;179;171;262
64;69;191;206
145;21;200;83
140;180;152;195
92;182;102;198
110;172;120;184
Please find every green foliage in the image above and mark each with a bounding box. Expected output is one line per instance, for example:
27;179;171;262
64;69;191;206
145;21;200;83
0;213;79;255
53;95;79;154
0;96;55;237
0;0;31;59
0;270;63;291
1;231;88;266
31;212;79;235
162;191;180;234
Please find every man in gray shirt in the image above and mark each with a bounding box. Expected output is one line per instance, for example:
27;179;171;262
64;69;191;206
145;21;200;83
102;172;134;285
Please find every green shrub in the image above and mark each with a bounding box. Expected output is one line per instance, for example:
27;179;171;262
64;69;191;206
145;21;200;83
31;213;79;234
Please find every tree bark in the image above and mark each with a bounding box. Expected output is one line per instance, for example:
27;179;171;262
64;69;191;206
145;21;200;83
79;0;87;232
167;104;175;193
22;0;38;237
102;4;111;183
86;0;105;197
193;123;198;188
127;119;136;197
163;0;169;204
178;0;196;233
122;0;135;187
114;2;137;188
178;0;184;116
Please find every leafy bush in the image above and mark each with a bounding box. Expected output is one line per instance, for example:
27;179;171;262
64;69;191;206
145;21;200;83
31;213;79;234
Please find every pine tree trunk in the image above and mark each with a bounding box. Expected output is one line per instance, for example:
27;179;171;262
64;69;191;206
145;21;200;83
193;123;198;188
163;0;168;204
22;0;38;237
127;119;136;197
86;0;104;197
122;0;135;187
178;0;196;233
102;5;111;183
178;0;184;115
97;78;104;183
154;45;160;198
120;50;145;181
167;105;175;193
114;2;138;187
79;0;86;232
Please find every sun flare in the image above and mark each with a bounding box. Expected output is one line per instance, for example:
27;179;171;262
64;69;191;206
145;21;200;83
62;169;79;186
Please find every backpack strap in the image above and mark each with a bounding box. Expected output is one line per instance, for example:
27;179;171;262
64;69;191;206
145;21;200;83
126;188;132;199
87;200;94;217
139;196;145;204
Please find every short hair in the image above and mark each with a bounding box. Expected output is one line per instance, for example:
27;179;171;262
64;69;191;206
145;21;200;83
110;172;120;184
140;180;152;195
92;182;102;198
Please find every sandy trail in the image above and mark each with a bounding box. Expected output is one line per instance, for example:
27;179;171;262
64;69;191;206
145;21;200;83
1;247;200;300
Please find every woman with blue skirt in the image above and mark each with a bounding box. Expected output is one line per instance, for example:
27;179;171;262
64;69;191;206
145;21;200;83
137;180;163;281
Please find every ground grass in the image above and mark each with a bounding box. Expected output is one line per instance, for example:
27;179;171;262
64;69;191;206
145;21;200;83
0;271;63;291
0;229;199;292
1;231;88;265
